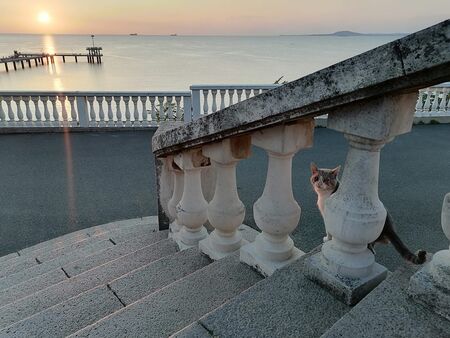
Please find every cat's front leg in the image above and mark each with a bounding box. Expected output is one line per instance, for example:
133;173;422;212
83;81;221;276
323;232;332;242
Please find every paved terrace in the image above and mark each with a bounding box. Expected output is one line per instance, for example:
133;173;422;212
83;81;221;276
1;124;448;271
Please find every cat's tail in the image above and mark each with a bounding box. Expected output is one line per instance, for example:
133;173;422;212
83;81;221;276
384;223;427;264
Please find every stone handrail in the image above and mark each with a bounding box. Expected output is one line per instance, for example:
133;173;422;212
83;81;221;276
152;20;450;308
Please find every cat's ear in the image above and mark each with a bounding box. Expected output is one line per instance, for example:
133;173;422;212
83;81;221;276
331;165;341;177
310;162;318;174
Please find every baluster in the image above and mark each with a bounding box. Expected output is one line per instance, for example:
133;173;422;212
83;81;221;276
140;96;148;125
167;156;184;238
304;92;417;305
131;96;139;125
31;96;42;123
202;90;209;115
245;89;252;99
158;96;165;121
422;89;432;115
49;96;58;124
5;96;14;122
23;96;32;122
253;88;261;96
59;95;68;125
87;96;96;126
67;96;77;126
14;97;24;124
211;90;218;112
175;96;182;121
166;96;174;120
97;96;105;126
236;89;243;102
0;97;6;123
76;96;89;127
408;193;450;320
114;96;122;125
219;89;226;110
123;96;131;125
228;89;235;106
42;96;51;123
173;148;210;249
439;88;448;113
200;136;252;260
431;90;440;113
415;90;425;116
105;96;113;126
240;120;314;276
149;96;156;124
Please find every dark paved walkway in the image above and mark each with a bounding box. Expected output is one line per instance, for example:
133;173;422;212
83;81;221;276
1;125;449;271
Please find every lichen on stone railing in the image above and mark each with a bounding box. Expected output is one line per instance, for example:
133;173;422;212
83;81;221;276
152;20;450;308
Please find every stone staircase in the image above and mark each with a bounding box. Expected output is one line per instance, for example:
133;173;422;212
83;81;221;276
0;217;449;338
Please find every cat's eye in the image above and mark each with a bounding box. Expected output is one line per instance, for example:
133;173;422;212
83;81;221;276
313;176;319;182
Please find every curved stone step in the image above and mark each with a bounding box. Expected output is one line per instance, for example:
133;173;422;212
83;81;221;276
0;248;211;337
0;230;168;305
0;239;177;329
172;247;351;338
0;221;160;288
70;254;262;338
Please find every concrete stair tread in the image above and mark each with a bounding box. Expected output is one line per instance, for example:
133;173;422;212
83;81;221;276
109;247;212;306
63;230;168;278
0;285;123;338
322;264;450;338
0;248;211;337
0;220;160;286
0;229;167;305
70;253;263;338
0;238;177;329
174;247;351;338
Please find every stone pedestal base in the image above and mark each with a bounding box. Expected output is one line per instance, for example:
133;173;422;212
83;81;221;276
168;222;180;239
304;252;388;305
408;250;450;321
240;242;304;277
199;235;249;260
173;226;208;251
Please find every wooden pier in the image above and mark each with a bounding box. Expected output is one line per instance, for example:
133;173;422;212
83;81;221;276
0;47;103;72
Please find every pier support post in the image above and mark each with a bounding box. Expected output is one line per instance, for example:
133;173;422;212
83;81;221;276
75;56;78;63
34;59;38;66
20;60;24;69
4;63;8;72
13;62;17;70
27;59;31;68
62;56;65;63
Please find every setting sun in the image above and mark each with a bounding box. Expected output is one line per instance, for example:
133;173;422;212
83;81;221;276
37;11;50;24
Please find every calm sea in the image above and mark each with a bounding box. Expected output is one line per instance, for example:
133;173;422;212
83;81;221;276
0;34;402;91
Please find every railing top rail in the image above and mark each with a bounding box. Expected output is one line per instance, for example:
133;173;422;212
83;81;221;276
429;82;450;88
190;84;280;90
0;91;192;97
152;20;450;157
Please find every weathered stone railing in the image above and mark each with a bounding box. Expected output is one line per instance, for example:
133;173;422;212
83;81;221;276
152;20;450;311
0;91;191;128
415;82;450;117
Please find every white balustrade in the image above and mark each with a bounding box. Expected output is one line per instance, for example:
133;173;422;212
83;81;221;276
415;83;450;117
0;91;191;128
0;83;446;129
166;156;184;238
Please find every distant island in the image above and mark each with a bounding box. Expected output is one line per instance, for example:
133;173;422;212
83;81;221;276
281;31;407;37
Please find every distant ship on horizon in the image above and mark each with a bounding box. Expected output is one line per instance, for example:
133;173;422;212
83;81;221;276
129;33;138;36
170;33;177;36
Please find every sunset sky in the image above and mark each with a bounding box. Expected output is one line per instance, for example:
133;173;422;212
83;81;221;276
0;0;448;35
